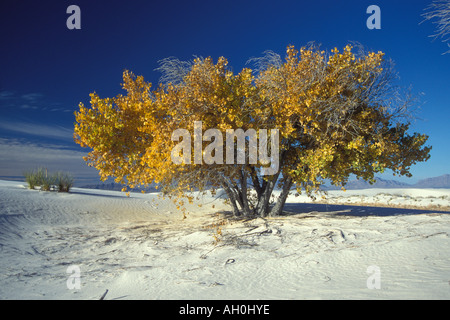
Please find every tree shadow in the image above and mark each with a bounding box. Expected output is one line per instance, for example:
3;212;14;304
69;189;130;199
281;202;450;218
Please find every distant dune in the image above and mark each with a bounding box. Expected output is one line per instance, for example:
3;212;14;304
323;174;450;190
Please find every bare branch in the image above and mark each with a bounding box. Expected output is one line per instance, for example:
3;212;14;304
421;0;450;54
246;50;282;74
155;57;194;85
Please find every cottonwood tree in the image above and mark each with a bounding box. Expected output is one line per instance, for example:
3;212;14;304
74;44;431;217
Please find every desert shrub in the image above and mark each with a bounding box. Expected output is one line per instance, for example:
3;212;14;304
53;171;74;192
23;168;73;192
40;175;53;191
24;167;48;189
23;170;36;189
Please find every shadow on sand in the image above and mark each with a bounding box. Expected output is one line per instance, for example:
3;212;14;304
281;202;449;218
68;189;130;199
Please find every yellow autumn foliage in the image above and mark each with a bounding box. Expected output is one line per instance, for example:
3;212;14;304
74;44;431;217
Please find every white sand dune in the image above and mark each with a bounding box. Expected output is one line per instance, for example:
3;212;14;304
0;179;449;300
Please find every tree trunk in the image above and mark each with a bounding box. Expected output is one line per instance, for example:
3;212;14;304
268;177;293;217
223;185;241;217
255;170;281;217
220;160;293;218
240;169;254;217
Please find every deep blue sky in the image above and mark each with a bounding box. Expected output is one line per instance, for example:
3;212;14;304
0;0;448;185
